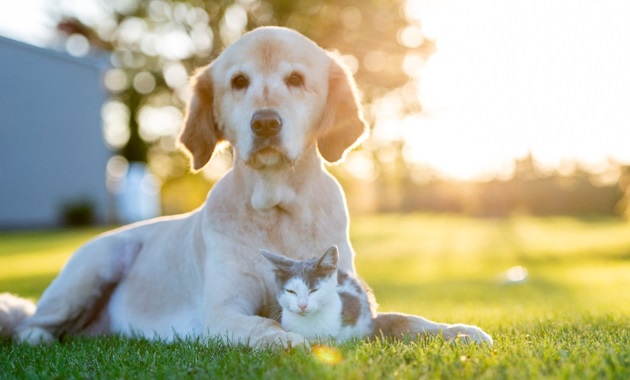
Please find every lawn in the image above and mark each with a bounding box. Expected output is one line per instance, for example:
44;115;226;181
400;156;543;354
1;214;629;379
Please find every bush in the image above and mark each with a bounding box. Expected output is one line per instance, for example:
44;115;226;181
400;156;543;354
60;198;95;226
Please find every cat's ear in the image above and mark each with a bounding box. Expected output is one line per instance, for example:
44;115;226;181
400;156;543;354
260;249;294;270
318;246;339;271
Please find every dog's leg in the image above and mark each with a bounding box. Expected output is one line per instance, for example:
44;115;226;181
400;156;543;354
207;312;308;349
16;235;141;343
373;312;493;346
202;270;308;349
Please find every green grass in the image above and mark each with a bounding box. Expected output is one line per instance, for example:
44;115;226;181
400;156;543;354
2;214;630;379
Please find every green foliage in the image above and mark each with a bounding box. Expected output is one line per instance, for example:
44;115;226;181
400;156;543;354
60;198;96;226
2;214;630;378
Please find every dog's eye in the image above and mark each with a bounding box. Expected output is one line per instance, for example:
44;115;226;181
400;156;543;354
286;72;304;87
231;74;249;90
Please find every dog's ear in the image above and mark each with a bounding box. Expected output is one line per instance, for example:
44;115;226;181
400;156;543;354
178;66;222;172
317;53;369;164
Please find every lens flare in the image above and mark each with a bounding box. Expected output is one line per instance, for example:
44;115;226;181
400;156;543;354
506;266;528;283
312;345;343;365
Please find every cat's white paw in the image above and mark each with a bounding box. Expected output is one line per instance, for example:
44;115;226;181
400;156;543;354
443;324;493;346
16;326;55;344
253;330;309;350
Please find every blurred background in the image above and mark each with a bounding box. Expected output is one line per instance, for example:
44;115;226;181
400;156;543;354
1;0;630;228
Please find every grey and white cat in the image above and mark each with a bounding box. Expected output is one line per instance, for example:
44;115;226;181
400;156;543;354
260;245;376;342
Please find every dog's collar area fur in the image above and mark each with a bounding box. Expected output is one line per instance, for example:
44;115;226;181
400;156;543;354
250;175;296;213
236;148;320;214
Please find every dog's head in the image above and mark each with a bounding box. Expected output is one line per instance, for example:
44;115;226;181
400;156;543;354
179;27;369;171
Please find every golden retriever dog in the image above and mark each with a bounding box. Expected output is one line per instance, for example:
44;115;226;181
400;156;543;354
0;27;491;347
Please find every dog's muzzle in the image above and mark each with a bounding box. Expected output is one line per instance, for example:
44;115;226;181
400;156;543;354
247;109;290;168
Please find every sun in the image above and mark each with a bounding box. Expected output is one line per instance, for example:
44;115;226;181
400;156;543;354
390;0;630;181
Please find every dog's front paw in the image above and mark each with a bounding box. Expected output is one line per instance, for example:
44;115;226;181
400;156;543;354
443;324;493;346
253;331;309;350
16;326;55;344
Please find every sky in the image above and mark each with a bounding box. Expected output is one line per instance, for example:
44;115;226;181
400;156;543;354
401;0;630;180
2;0;629;181
0;0;51;47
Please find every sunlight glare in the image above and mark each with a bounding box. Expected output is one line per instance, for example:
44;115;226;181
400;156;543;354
202;149;233;181
340;54;360;75
402;53;424;78
138;105;183;142
402;0;630;180
400;114;522;181
505;266;528;284
0;0;50;46
312;345;344;365
344;151;378;181
398;25;425;48
159;28;194;60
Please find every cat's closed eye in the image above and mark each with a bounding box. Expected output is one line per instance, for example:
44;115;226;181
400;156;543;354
286;289;296;295
309;288;319;294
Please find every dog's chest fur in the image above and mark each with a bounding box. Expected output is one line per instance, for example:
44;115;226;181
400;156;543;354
206;167;347;262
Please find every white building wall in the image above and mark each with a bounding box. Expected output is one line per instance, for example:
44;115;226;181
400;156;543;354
0;36;110;228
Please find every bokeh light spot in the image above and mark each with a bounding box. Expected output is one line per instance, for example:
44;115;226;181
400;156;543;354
506;266;528;283
341;7;362;28
104;69;129;93
364;50;386;72
133;71;156;94
65;33;89;57
102;100;130;149
398;25;425;48
312;345;343;365
163;62;188;89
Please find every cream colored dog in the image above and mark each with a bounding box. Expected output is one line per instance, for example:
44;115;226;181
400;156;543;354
1;27;491;347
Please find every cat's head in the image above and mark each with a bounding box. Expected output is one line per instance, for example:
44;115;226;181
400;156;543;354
260;246;339;316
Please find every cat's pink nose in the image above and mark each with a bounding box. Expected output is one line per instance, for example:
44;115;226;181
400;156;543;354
298;303;307;311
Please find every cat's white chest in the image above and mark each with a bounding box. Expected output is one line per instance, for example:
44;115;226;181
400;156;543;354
281;299;343;341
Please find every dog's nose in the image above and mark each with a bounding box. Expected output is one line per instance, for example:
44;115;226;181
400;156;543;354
251;110;282;138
